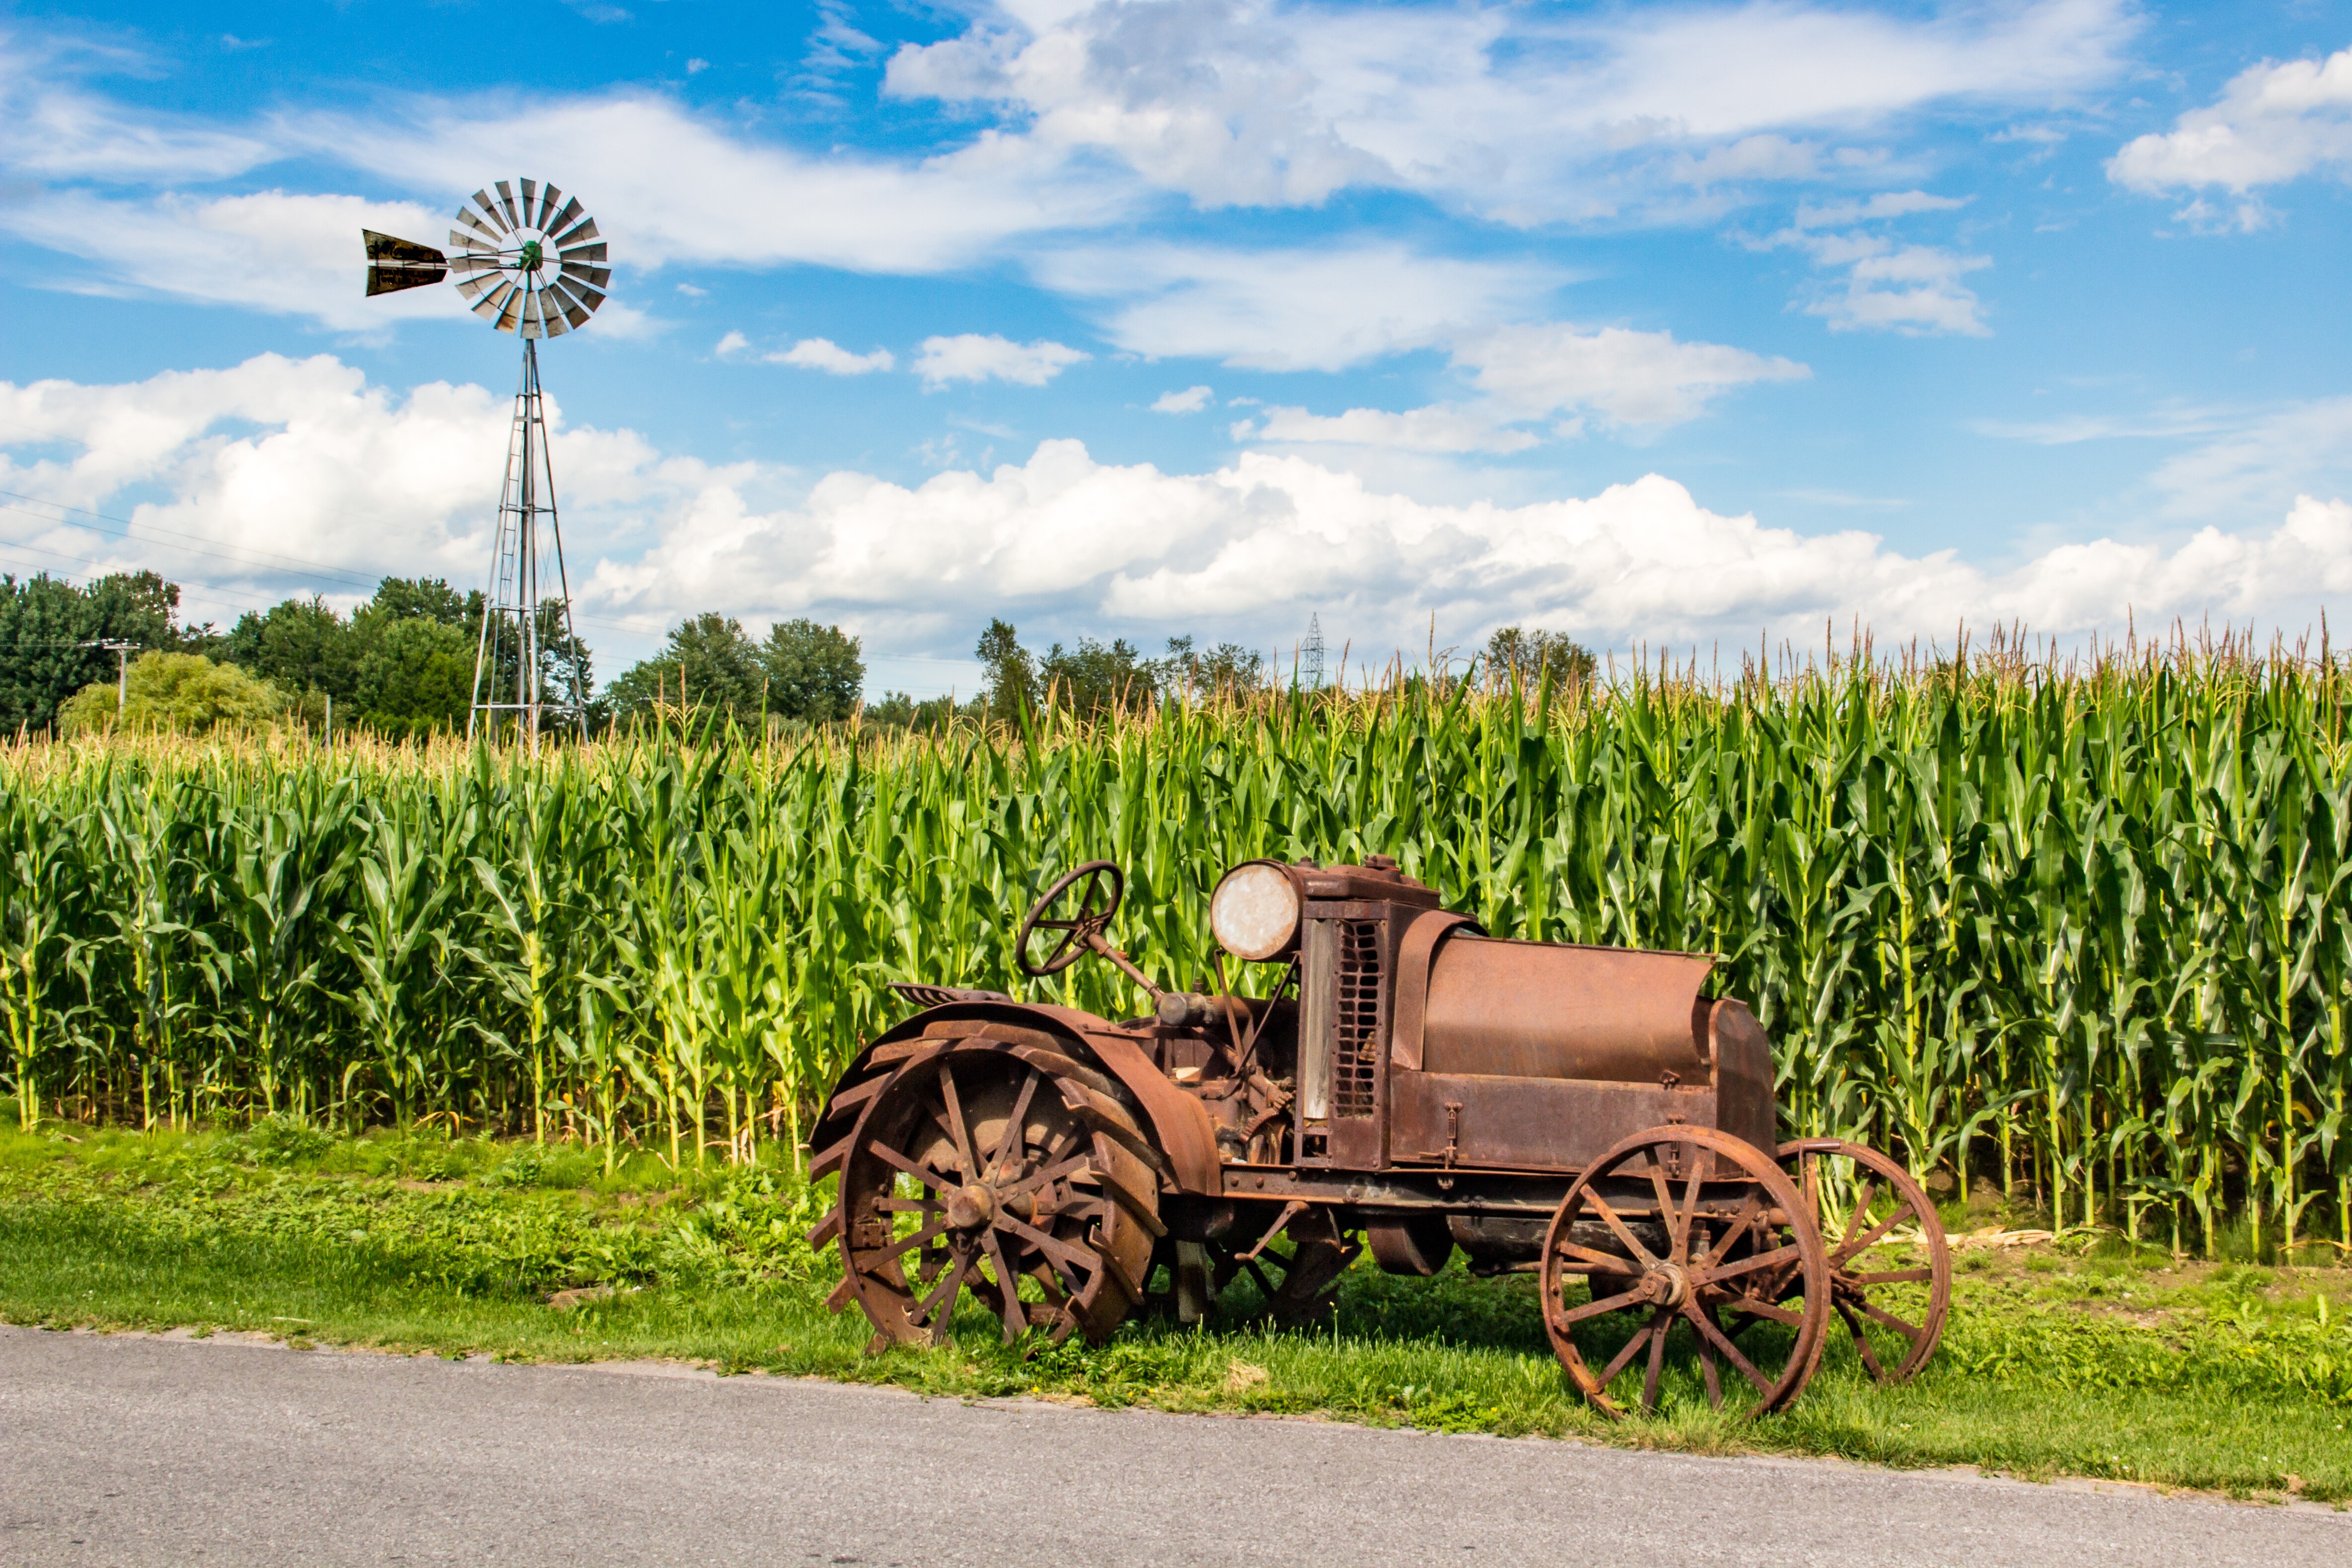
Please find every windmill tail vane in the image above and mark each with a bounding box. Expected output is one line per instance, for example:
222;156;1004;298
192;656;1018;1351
361;179;605;748
362;177;611;338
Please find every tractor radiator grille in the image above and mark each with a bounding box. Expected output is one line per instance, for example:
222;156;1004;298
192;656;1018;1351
1331;919;1383;1118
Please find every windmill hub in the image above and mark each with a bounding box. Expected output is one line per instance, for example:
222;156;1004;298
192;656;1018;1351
516;240;543;272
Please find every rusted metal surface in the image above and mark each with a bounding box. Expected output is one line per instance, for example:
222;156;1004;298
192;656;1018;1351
1392;1071;1717;1172
1780;1139;1953;1383
814;1036;1162;1350
1540;1126;1831;1419
1420;936;1716;1083
805;854;1941;1416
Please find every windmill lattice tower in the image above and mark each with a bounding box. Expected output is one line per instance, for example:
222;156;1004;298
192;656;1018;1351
363;178;611;747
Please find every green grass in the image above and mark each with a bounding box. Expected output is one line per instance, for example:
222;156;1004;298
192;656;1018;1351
2;1124;2348;1502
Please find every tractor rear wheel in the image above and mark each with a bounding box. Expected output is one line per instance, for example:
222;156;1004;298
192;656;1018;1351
1541;1126;1831;1419
809;1037;1164;1351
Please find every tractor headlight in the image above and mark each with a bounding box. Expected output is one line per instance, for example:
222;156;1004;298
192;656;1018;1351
1210;860;1303;961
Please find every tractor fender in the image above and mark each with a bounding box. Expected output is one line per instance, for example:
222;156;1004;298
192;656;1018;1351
809;1000;1222;1198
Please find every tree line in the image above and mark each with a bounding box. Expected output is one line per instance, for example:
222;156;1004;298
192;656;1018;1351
1;568;1596;740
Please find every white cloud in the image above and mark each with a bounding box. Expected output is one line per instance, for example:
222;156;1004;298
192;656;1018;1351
1033;242;1558;372
0;52;275;183
772;338;896;374
1229;324;1808;457
1240;405;1541;454
1152;385;1213;414
714;330;751;358
914;334;1089;387
1454;324;1809;428
0;353;704;638
0;188;460;333
305;91;1121;275
888;0;2136;222
1755;192;1990;336
2110;45;2352;219
1979;395;2352;521
11;355;2352;668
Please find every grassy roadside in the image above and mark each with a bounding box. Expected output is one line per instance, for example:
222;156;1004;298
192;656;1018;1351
2;1123;2348;1502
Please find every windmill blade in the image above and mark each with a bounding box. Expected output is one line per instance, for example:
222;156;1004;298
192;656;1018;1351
448;254;505;279
558;239;606;262
447;229;500;255
455;273;498;302
495;180;523;230
494;283;528;333
540;292;572;337
567;282;607;314
519;179;539;228
471;280;516;323
534;183;561;230
469;192;509;234
553;217;599;248
543;279;592;328
558;261;612;291
544;195;582;235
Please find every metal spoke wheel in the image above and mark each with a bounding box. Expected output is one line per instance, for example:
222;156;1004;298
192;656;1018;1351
811;1037;1163;1351
1201;1206;1361;1328
1778;1139;1952;1383
1541;1126;1831;1419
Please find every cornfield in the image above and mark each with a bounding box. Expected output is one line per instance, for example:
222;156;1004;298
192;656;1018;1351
3;633;2348;1258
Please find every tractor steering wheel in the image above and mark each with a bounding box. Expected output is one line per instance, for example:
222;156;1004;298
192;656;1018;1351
1017;861;1125;978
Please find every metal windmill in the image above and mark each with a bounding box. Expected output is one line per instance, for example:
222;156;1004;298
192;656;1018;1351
362;179;612;746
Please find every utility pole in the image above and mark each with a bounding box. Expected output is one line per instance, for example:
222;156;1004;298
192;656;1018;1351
79;640;137;713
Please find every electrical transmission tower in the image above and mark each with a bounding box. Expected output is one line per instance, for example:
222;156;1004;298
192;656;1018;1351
1300;613;1325;688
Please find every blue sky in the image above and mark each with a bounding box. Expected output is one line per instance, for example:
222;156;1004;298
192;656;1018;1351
5;1;2352;696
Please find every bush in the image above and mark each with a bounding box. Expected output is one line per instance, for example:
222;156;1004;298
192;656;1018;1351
59;652;285;736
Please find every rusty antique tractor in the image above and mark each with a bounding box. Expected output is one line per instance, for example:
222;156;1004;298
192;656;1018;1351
808;857;1951;1417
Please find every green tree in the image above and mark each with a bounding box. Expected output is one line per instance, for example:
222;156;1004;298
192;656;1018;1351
58;652;285;736
1039;635;1158;719
758;618;864;722
353;618;475;736
0;571;204;734
1483;626;1597;690
1159;635;1267;696
604;612;766;727
223;597;359;702
975;618;1037;722
354;577;477;634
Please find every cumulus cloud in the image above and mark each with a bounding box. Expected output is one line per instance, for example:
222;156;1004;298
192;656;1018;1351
2110;44;2352;228
0;354;699;637
914;334;1089;387
887;0;2136;222
772;338;896;374
10;356;2347;669
1152;385;1213;413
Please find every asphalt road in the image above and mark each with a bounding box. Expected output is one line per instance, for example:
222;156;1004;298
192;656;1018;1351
1;1325;2344;1567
